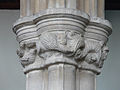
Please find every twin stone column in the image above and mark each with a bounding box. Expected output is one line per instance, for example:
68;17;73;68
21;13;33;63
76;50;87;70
13;0;112;90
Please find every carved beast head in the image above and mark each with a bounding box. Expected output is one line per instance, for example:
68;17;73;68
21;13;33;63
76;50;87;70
17;42;37;67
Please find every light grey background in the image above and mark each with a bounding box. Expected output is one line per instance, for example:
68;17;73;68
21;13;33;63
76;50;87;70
0;10;119;90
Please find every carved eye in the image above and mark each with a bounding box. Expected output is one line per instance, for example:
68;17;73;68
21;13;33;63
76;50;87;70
16;49;24;58
105;49;109;53
103;46;109;53
20;43;25;49
26;42;36;49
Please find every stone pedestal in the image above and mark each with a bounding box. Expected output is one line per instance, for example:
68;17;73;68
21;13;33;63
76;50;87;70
13;0;112;90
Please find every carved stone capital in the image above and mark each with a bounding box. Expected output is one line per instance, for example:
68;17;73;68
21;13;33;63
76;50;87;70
13;9;112;75
78;17;112;74
13;1;113;90
13;8;89;74
36;30;85;66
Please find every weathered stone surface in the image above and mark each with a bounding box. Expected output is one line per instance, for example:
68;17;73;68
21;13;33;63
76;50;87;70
13;1;112;90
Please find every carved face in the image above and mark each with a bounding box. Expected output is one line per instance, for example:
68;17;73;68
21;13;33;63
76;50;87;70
98;46;109;68
17;42;37;67
65;31;85;54
85;51;101;64
101;46;109;60
83;40;103;64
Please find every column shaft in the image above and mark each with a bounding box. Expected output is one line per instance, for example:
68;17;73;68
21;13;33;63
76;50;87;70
26;70;44;90
26;70;48;90
48;64;76;90
79;70;96;90
20;0;27;17
97;0;105;18
77;0;85;11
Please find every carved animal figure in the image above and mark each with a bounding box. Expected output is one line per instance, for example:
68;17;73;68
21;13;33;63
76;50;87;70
99;45;109;68
82;40;104;64
17;42;37;67
36;31;85;59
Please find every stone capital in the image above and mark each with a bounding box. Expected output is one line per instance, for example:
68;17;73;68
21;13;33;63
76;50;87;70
78;17;112;74
13;8;90;74
13;10;112;75
13;1;112;90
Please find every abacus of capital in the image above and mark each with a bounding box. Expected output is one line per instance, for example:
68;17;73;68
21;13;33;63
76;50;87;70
13;0;112;90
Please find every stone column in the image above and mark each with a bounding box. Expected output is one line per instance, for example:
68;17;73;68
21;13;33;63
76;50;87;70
35;9;89;90
13;0;112;90
77;17;112;90
76;0;112;90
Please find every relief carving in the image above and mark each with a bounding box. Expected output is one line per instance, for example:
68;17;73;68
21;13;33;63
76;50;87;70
81;39;109;68
36;30;85;60
99;45;109;68
16;30;109;69
17;42;37;67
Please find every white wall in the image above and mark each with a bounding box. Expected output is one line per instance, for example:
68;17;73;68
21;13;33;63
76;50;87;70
0;10;119;90
97;11;120;90
0;10;25;90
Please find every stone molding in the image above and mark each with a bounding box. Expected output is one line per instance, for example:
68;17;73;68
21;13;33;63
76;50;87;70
13;8;112;75
78;17;112;74
13;1;113;90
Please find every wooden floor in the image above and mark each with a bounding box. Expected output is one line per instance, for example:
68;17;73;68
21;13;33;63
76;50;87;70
0;0;120;10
